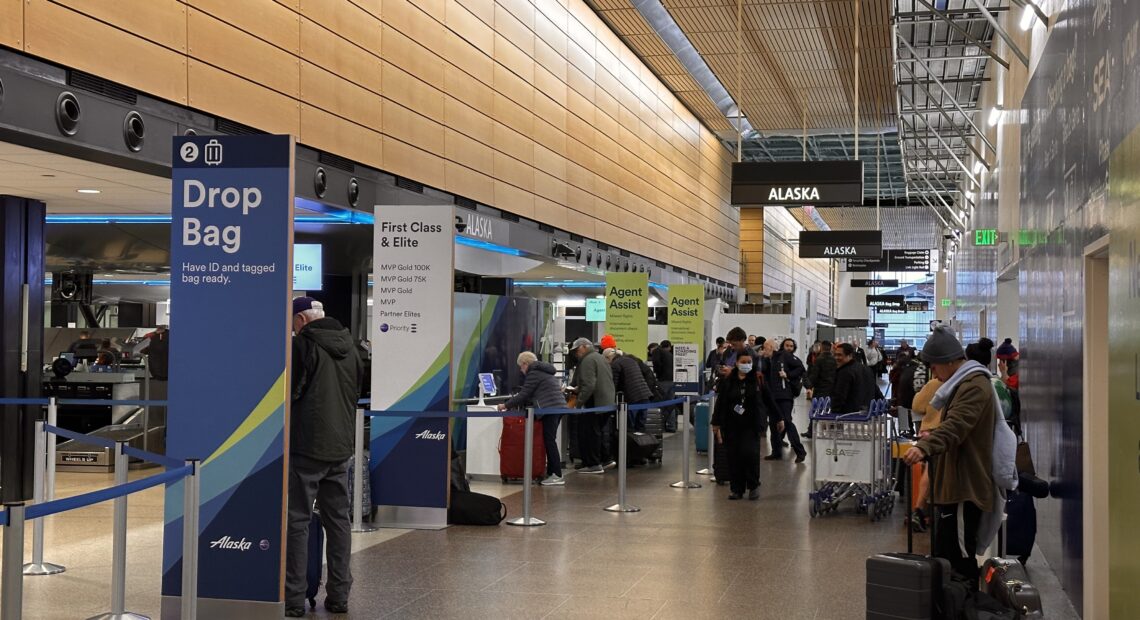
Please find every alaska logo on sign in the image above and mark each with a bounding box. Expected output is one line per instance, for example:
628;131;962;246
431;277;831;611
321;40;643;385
464;213;494;241
822;246;857;256
768;187;821;202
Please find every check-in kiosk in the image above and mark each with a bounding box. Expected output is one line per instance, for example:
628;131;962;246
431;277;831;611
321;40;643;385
464;373;503;480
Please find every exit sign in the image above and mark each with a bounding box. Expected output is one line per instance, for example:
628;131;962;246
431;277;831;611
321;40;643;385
975;229;998;246
941;298;952;307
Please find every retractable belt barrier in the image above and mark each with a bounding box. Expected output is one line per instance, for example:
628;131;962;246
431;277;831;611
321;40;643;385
0;415;200;620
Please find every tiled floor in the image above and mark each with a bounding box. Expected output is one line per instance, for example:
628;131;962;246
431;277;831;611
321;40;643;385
3;401;1082;619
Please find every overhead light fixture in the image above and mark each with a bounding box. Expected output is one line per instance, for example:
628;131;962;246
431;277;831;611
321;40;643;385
973;160;986;175
965;192;976;203
987;107;1002;127
76;189;101;194
1020;3;1037;31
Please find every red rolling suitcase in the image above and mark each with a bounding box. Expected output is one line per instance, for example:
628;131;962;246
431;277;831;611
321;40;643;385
499;416;546;482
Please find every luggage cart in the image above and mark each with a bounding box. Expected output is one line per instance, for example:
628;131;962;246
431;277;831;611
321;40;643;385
807;398;895;520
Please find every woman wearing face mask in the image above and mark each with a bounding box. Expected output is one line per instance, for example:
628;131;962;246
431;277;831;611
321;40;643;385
710;353;784;500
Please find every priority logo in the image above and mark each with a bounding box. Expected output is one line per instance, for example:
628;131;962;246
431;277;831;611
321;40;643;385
415;430;446;441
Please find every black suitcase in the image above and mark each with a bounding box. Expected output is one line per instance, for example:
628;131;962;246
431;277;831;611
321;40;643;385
306;511;323;609
866;457;949;619
712;438;730;485
626;431;660;465
982;557;1044;618
643;408;665;462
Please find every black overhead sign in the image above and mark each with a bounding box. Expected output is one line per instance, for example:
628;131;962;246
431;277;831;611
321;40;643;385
851;278;900;288
906;301;930;312
876;308;907;315
870;322;890;328
866;295;905;311
835;318;870;328
844;249;932;272
798;230;882;259
732;161;864;207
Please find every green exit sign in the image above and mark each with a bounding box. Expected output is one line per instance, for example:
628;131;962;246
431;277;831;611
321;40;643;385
941;298;952;307
975;229;998;246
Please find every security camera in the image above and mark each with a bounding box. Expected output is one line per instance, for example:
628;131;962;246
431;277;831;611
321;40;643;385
454;216;467;234
552;241;576;259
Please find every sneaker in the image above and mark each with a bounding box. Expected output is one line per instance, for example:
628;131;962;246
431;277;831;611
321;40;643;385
748;487;761;500
580;465;605;474
728;492;743;500
763;454;783;461
285;607;307;618
325;600;349;614
604;460;617;470
540;474;565;486
794;452;806;463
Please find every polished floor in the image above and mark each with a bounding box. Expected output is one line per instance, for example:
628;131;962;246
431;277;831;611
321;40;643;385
3;402;1081;619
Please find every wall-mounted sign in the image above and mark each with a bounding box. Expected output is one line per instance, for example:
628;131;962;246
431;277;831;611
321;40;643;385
585;297;606;322
293;243;322;291
941;298;952;307
866;295;905;311
876;308;907;315
732;161;864;207
975;229;998;246
843;249;931;272
457;209;509;245
798;230;883;258
906;301;930;312
870;322;890;328
835;318;870;328
851;278;899;288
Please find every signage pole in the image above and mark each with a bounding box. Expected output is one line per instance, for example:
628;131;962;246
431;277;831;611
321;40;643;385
671;396;701;489
605;401;640;513
352;409;376;533
697;394;715;476
507;408;544;526
23;420;64;576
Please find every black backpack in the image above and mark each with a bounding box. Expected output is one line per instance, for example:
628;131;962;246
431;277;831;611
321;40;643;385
637;358;666;401
448;490;506;526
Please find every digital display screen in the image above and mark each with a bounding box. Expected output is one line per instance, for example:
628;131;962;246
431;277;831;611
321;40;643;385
585;298;606;322
294;243;322;291
478;372;497;396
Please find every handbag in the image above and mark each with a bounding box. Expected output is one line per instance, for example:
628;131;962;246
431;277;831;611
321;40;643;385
448;490;506;525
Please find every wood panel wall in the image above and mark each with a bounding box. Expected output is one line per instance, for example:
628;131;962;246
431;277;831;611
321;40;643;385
3;0;740;283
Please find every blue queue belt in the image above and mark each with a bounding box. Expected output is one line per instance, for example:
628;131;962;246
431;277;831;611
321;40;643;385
0;509;7;526
25;464;193;521
0;397;50;406
44;424;183;469
364;410;524;418
57;398;168;407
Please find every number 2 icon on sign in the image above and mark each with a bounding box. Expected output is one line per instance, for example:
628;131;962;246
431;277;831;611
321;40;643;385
181;142;199;163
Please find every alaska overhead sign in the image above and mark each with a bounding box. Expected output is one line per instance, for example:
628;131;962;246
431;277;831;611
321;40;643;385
731;160;864;207
798;230;883;259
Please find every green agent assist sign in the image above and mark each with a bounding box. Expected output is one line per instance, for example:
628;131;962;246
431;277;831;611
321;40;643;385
605;273;648;356
667;284;704;388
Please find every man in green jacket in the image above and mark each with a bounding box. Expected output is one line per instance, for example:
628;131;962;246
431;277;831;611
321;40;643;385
571;337;615;474
903;327;996;585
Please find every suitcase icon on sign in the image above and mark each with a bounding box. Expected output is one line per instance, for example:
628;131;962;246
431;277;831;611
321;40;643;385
204;139;223;166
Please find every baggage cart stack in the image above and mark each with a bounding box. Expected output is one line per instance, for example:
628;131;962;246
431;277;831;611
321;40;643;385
807;397;894;520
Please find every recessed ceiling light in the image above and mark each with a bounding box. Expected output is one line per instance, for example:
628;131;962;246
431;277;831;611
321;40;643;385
76;189;101;194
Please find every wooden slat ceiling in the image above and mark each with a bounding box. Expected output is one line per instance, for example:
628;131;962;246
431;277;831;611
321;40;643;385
591;0;896;133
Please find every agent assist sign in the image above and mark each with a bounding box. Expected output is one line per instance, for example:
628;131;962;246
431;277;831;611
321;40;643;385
799;230;883;258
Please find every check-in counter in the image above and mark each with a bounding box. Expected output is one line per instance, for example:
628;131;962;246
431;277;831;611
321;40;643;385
42;372;141;435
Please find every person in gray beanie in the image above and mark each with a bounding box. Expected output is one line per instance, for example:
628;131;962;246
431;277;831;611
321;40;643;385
903;326;998;585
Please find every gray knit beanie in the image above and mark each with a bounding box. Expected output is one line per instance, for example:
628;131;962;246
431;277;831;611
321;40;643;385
921;326;965;364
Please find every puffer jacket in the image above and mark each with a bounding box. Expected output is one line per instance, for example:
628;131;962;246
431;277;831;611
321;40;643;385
291;317;363;462
503;361;566;412
611;354;654;403
575;350;616;408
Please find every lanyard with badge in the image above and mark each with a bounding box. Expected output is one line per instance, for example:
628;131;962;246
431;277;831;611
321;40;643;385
734;382;746;415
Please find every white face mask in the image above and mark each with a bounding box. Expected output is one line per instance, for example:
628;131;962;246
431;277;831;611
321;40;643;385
737;363;753;374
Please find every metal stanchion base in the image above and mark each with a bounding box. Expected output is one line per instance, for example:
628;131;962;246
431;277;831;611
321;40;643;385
670;480;702;488
22;562;65;576
85;613;149;620
352;523;380;533
604;503;640;513
695;468;712;475
505;517;546;527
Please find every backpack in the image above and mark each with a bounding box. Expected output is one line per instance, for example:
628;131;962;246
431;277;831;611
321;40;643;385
447;490;506;525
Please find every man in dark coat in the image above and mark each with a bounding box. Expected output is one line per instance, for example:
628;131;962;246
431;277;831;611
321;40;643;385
831;343;877;414
286;298;363;617
606;348;654;431
760;339;808;462
801;340;836;438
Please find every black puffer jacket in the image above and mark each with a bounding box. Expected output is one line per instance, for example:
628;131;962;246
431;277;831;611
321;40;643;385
504;361;566;412
612;354;654;403
805;351;837;398
291;317;363;462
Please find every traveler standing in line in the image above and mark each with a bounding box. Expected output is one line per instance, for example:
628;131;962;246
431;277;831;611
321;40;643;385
652;340;678;432
711;351;782;500
996;338;1022;435
570;337;615;474
801;340;837;438
500;351;567;486
830;343;876;414
705;337;728;371
903;327;1001;586
761;339;808;462
865;339;885;378
285;298;363;617
604;346;653;431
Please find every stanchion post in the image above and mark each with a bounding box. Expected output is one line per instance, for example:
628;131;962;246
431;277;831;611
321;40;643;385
2;502;26;620
605;402;640;513
87;443;147;620
352;408;377;533
181;460;200;620
46;398;58;502
507;408;545;526
24;419;65;576
671;397;701;489
697;394;715;476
